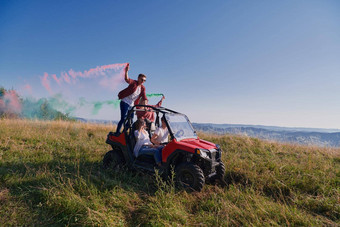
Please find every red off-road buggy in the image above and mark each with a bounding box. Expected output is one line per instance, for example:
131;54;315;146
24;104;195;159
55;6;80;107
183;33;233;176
103;105;225;191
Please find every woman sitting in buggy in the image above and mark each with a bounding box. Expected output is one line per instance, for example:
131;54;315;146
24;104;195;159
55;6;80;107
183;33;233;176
133;118;163;167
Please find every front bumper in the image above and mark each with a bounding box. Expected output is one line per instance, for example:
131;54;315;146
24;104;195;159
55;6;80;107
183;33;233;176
195;148;222;177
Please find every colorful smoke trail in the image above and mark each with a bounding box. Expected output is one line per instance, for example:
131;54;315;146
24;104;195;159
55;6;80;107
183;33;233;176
0;90;22;115
47;93;163;116
9;62;165;120
40;63;128;93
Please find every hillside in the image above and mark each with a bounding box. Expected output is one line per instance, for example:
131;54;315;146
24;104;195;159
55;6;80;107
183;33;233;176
192;123;340;147
0;119;339;226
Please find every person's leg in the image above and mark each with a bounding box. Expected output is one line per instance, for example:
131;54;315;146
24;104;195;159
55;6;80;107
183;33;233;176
116;101;130;133
138;146;154;156
138;146;163;165
130;107;135;121
154;146;163;165
125;105;134;128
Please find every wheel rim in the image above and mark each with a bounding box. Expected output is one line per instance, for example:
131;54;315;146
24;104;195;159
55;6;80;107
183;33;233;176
179;170;195;187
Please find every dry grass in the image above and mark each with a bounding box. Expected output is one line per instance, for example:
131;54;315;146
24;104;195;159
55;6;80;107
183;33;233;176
0;118;339;226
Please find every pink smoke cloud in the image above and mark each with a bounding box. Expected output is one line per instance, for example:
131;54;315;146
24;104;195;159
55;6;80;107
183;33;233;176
62;72;71;84
52;74;62;85
40;63;128;92
0;90;22;114
41;72;52;93
99;75;125;90
63;63;127;80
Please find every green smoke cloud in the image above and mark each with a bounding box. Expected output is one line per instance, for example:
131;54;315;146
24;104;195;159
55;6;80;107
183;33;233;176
21;96;71;120
20;93;164;119
92;100;121;115
48;93;77;114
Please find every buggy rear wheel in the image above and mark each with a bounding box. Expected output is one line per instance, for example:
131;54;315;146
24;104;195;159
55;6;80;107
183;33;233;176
103;149;125;170
175;163;205;192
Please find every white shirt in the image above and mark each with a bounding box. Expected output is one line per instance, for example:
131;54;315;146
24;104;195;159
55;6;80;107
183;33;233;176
154;127;169;144
122;86;141;106
133;129;152;157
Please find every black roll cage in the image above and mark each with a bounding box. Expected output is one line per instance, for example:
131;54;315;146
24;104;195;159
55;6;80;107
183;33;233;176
123;105;193;140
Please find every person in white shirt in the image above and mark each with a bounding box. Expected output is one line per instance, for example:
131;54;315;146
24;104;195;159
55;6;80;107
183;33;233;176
151;116;169;145
134;119;162;166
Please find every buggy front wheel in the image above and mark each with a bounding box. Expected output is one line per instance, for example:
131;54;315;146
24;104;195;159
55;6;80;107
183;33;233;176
175;163;205;192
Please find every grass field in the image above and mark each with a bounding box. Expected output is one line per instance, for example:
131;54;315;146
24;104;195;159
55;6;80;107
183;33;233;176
0;118;339;226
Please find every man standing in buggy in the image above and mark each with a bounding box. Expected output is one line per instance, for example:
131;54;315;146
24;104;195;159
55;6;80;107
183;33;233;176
115;63;148;135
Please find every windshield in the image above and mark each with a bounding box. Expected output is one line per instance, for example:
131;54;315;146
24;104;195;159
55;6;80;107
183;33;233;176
165;114;197;141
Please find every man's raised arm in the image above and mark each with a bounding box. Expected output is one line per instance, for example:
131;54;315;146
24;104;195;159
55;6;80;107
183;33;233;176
124;63;130;83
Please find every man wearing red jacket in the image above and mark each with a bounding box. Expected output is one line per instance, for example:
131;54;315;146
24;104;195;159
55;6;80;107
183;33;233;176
115;63;148;134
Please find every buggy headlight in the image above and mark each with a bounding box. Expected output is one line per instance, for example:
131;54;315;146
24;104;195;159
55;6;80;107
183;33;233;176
195;148;210;159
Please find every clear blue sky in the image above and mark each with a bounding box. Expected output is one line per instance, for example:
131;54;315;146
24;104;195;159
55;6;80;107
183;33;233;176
1;0;340;129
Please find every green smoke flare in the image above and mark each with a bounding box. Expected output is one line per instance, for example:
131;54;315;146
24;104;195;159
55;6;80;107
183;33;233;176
146;93;164;98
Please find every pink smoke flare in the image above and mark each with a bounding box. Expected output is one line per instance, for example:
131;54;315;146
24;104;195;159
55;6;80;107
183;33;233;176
63;63;127;80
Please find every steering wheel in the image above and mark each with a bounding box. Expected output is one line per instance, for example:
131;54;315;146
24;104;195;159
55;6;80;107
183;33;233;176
175;130;184;138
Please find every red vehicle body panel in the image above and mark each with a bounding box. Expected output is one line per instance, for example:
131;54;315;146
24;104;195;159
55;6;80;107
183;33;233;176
109;133;126;146
162;137;217;163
